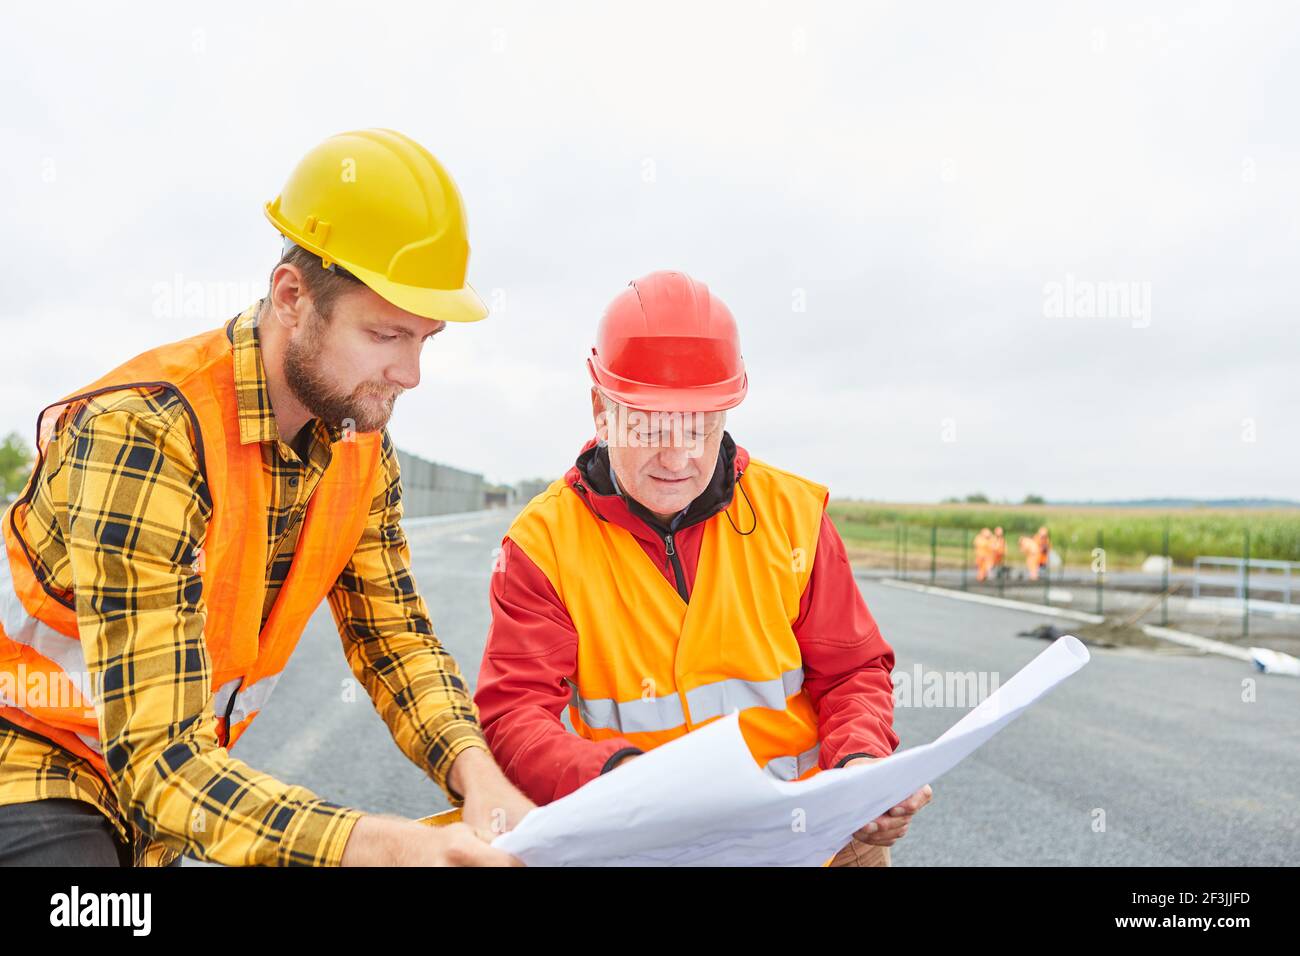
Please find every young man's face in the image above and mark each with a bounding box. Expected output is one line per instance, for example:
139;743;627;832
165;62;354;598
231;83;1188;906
593;388;726;521
283;283;445;434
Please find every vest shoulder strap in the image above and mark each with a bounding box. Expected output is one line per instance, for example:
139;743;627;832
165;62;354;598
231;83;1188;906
504;477;573;591
742;456;829;511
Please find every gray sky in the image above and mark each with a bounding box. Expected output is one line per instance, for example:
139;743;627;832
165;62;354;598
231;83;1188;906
2;1;1296;502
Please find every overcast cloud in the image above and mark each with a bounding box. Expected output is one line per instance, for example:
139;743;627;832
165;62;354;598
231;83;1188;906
2;1;1296;501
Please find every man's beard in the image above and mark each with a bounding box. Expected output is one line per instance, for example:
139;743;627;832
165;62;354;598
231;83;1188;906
282;310;398;435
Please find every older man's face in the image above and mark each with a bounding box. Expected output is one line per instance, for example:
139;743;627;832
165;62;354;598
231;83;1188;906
591;389;726;522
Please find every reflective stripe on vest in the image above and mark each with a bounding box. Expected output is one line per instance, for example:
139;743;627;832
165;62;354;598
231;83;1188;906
567;679;686;735
687;667;805;724
568;666;806;734
213;673;282;728
763;742;821;781
567;667;816;781
0;542;98;714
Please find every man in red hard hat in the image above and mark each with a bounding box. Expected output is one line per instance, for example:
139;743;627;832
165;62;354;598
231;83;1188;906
475;270;932;866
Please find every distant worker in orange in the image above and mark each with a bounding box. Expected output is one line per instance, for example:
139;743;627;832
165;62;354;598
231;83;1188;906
973;527;993;582
990;527;1007;580
1034;526;1051;578
1018;535;1042;580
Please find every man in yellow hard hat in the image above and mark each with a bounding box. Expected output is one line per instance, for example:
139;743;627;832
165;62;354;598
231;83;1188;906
0;129;533;866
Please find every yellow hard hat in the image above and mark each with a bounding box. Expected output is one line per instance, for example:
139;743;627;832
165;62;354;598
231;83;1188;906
264;128;487;323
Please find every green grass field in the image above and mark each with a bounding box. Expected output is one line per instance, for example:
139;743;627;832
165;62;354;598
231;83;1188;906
827;501;1300;570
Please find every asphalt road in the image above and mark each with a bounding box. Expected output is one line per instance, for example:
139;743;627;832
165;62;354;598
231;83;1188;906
865;578;1299;866
207;509;1300;866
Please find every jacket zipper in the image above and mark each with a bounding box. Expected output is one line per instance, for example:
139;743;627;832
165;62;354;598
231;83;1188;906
663;532;689;604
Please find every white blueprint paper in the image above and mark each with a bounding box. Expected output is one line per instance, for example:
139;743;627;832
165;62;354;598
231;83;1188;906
493;635;1091;866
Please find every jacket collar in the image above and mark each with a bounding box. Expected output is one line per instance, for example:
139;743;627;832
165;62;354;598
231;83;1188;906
565;431;750;540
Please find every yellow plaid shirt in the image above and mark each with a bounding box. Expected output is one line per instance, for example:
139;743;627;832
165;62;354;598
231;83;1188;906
0;301;489;866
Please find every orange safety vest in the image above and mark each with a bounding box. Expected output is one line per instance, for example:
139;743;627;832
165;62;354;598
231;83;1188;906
0;320;383;781
509;458;828;781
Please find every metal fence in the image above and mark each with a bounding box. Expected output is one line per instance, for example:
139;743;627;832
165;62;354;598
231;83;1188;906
1192;556;1297;609
853;521;1293;643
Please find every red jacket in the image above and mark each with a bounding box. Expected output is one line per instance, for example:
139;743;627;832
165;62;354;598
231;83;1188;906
474;435;899;805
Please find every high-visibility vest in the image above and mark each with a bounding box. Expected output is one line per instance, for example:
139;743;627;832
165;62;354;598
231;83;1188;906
0;319;383;781
508;458;829;781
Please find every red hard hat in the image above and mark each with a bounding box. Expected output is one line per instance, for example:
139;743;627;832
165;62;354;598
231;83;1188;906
587;270;747;412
